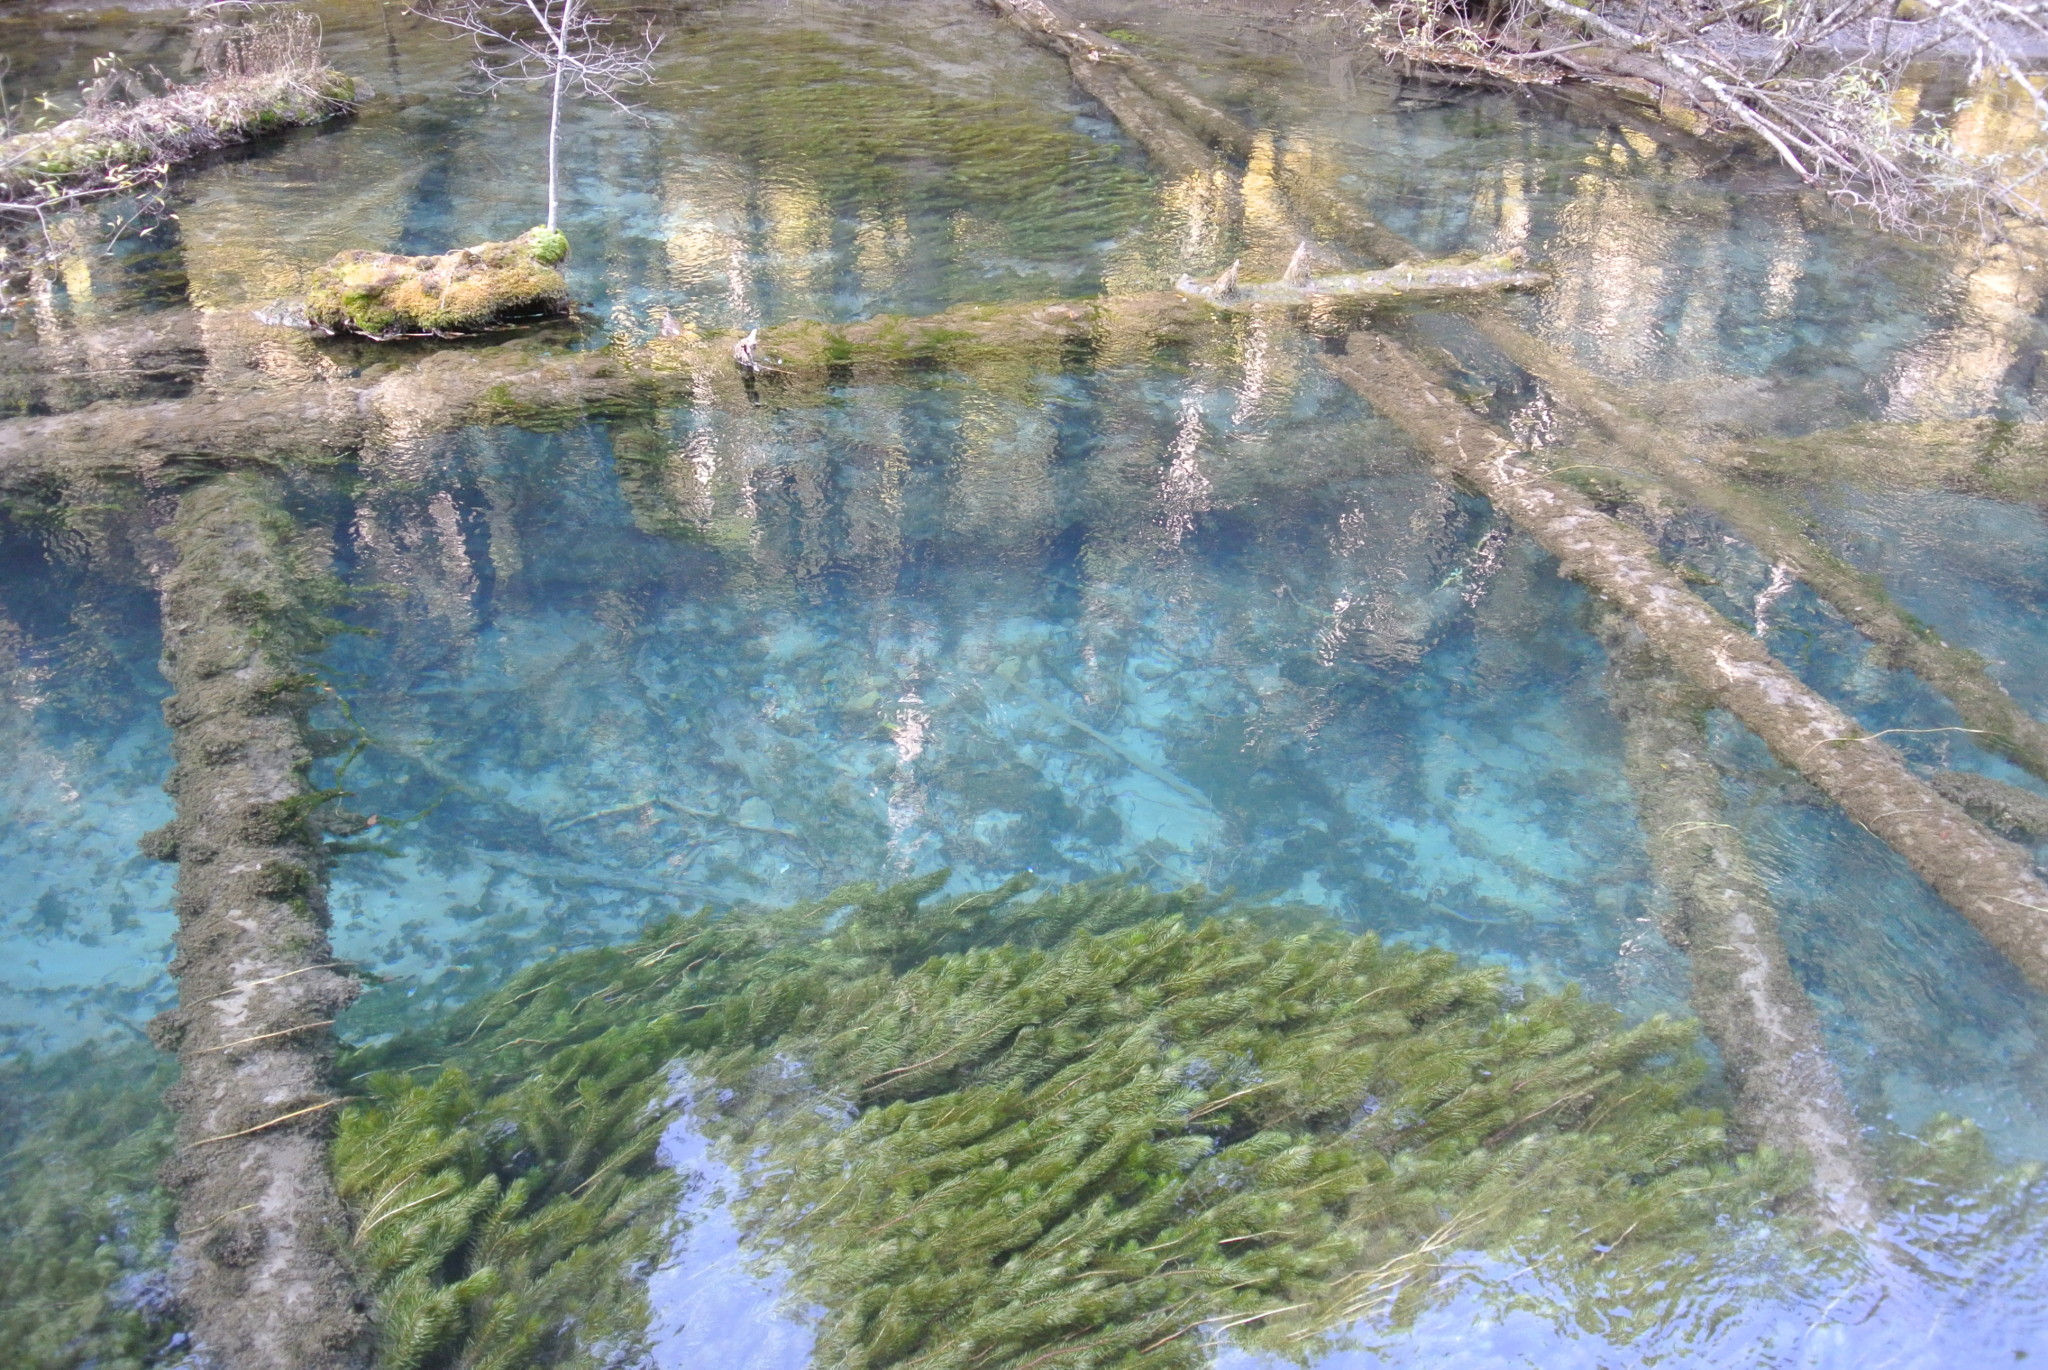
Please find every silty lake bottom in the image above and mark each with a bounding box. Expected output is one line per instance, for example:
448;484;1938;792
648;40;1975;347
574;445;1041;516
3;0;2048;1364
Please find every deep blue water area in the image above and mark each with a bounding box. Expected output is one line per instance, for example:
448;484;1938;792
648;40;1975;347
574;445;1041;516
6;0;2048;1362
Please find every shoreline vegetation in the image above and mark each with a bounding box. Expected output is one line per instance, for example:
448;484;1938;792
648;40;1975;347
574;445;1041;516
0;7;357;225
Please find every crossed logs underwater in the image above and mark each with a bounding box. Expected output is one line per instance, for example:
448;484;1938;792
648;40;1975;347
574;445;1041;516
7;3;2048;1360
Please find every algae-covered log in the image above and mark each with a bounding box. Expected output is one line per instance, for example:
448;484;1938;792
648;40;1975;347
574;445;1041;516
145;471;370;1368
1597;608;1877;1228
1176;254;1550;308
1326;332;2048;989
986;0;1216;180
1470;315;2048;789
0;10;357;214
0;294;1214;491
1930;770;2048;843
305;227;572;339
1729;417;2048;508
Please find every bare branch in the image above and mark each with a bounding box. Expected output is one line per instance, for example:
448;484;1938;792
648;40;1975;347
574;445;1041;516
410;0;659;228
1344;0;2048;238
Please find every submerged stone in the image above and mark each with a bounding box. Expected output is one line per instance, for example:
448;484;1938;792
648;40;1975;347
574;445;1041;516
304;227;572;339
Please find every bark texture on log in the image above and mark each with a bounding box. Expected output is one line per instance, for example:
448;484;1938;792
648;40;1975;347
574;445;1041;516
1325;332;2048;990
146;471;371;1369
985;0;2048;989
1470;313;2048;788
1597;607;1877;1227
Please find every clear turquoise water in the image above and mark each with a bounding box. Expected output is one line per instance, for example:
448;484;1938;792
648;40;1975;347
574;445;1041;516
4;0;2048;1362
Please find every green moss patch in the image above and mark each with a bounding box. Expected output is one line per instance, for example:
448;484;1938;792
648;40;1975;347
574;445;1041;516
305;228;573;340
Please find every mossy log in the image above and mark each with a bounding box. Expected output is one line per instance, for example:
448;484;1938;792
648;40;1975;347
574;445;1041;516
987;0;1427;265
1469;316;2048;789
986;0;1216;180
1930;770;2048;843
0;67;358;211
1326;332;2048;989
1597;606;1877;1228
0;294;1213;491
304;227;572;339
143;471;370;1368
1176;254;1550;307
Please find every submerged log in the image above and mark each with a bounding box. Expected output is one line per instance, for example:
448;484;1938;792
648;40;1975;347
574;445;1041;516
1930;770;2048;844
986;0;1216;180
1175;253;1549;308
1468;315;2048;789
983;0;2048;990
1597;607;1877;1227
0;294;1212;491
143;471;370;1368
1326;331;2048;990
1728;417;2048;508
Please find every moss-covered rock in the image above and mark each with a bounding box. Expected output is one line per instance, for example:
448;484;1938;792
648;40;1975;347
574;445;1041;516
304;227;573;340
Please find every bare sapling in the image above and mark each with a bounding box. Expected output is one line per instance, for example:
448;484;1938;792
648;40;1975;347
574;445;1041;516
414;0;660;233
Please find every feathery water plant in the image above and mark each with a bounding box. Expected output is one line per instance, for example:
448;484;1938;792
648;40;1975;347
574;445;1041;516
0;1040;178;1370
333;874;1802;1369
700;914;1791;1366
0;876;2023;1369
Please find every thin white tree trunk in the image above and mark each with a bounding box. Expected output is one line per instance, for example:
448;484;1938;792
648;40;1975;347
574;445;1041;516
547;13;565;230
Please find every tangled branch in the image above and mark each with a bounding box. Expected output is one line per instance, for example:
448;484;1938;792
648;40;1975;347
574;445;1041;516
1345;0;2048;237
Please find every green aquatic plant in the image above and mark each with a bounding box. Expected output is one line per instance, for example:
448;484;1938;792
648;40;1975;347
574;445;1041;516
334;874;1212;1367
667;27;1153;279
333;874;1803;1369
0;1040;178;1370
702;916;1796;1366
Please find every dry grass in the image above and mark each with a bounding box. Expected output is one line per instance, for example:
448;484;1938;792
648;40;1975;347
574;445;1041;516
1339;0;2048;239
0;7;357;221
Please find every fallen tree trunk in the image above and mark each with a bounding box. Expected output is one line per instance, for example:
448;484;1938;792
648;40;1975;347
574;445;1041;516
1597;606;1877;1227
0;294;1211;492
986;0;2048;987
143;470;370;1368
1;66;358;215
1727;416;2048;509
1003;0;2048;796
1467;314;2048;789
1326;330;2048;989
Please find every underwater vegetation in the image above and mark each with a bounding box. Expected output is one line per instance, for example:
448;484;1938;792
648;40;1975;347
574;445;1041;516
0;1041;179;1370
0;875;2028;1370
334;873;1807;1370
664;25;1154;291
